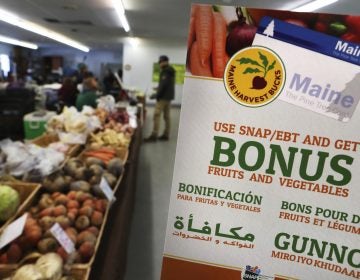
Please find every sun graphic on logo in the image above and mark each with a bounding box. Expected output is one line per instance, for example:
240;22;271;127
224;46;286;107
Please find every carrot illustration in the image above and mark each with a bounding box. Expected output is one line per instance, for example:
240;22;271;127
195;5;213;66
190;41;212;77
187;16;196;51
212;11;227;78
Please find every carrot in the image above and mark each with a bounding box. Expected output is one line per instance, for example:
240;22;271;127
93;147;116;155
195;5;213;66
190;41;212;77
86;154;114;162
84;151;115;159
212;11;227;78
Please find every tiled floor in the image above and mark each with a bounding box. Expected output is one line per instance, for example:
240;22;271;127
124;106;181;280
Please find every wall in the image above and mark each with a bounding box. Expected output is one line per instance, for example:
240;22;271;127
36;47;123;79
0;44;12;56
122;39;187;105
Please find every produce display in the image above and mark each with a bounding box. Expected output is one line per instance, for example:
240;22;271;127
0;103;137;279
89;129;131;149
47;107;101;145
187;5;360;78
0;185;20;223
0;190;108;265
0;140;65;182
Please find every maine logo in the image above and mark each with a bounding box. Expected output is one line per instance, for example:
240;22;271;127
224;46;286;107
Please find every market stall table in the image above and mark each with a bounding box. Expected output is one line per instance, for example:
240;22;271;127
89;126;142;280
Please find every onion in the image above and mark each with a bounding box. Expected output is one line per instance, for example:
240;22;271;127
226;8;257;56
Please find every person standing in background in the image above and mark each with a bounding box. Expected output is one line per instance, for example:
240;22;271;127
76;77;98;111
58;77;79;107
144;55;176;142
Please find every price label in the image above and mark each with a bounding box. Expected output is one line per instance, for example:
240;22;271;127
50;223;75;254
100;176;115;202
0;213;28;249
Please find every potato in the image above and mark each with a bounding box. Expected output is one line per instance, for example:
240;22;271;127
79;206;94;217
107;158;124;177
103;172;117;188
89;164;104;177
37;238;58;253
67;200;80;209
53;205;67;217
85;157;105;168
79;241;95;262
91;211;103;227
39;216;56;230
75;215;90;231
70;181;91;193
55;215;71;229
25;226;42;246
76;230;96;246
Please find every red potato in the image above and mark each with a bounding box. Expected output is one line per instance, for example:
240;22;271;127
212;11;227;78
195;5;213;66
67;200;80;209
190;41;212;77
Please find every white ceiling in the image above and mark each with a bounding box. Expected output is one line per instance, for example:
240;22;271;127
0;0;359;51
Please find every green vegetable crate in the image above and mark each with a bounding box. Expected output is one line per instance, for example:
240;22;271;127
23;111;56;140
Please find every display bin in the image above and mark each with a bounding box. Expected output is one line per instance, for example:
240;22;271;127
0;264;90;280
31;133;82;157
0;182;41;233
23;111;57;140
0;185;111;271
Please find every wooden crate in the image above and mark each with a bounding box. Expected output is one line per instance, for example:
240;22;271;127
0;183;114;270
0;264;90;280
31;133;82;157
0;182;41;233
73;195;112;269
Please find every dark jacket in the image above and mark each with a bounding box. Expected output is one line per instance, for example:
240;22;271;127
156;65;175;101
58;84;79;106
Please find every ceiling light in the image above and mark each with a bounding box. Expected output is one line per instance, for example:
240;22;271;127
112;0;131;32
293;0;339;12
0;8;89;52
0;35;38;49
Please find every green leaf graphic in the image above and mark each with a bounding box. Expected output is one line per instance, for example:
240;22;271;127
243;67;261;74
258;52;268;68
267;60;276;72
236;57;261;67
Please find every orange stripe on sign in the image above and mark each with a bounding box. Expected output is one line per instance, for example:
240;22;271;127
161;256;242;280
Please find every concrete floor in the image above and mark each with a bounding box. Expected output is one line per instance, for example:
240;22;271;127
124;106;181;280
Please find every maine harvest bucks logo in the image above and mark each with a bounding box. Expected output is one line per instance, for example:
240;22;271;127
224;46;285;107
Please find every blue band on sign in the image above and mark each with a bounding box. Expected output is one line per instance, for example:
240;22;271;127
257;16;360;66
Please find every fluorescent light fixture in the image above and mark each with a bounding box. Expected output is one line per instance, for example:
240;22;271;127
0;35;38;49
0;8;90;52
112;0;131;32
293;0;339;12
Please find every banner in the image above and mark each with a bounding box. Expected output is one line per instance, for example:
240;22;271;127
162;4;359;280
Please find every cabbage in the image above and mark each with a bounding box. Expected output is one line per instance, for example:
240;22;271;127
0;185;20;222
